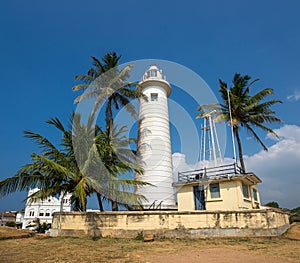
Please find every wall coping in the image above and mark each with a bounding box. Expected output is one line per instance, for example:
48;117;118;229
53;208;290;216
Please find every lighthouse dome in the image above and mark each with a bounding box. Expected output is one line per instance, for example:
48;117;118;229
140;65;171;97
142;65;166;81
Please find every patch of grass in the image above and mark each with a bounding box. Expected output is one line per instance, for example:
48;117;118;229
133;231;143;240
0;226;35;240
0;225;300;262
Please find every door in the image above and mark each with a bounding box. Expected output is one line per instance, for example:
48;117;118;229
193;185;206;210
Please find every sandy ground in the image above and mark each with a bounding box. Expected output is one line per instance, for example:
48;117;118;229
144;223;300;263
145;247;296;263
0;223;299;262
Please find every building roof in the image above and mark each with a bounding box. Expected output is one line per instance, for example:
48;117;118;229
174;163;262;187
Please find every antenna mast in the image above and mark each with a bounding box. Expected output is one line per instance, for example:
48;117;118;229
200;111;223;170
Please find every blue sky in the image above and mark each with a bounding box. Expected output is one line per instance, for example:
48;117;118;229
0;0;300;210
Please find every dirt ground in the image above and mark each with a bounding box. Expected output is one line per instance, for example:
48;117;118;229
146;224;300;263
146;248;295;263
0;223;299;263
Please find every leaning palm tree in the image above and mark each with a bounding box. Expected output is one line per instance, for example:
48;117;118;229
196;73;282;172
0;114;147;211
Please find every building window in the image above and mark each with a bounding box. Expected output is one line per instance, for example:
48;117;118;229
242;184;249;198
149;69;157;77
151;93;158;101
45;210;50;217
210;183;220;199
39;211;44;217
29;211;35;217
253;188;258;201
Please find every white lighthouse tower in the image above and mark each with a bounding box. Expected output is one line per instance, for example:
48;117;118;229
135;65;176;209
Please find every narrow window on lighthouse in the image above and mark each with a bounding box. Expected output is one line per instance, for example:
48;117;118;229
151;93;158;101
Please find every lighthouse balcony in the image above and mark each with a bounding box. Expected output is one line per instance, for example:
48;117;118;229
176;163;246;183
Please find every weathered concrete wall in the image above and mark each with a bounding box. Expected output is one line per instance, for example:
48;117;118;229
50;209;290;238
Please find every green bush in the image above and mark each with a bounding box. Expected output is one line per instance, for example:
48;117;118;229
264;201;279;208
5;221;16;227
134;231;144;240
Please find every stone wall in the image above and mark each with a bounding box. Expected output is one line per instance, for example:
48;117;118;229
50;209;290;238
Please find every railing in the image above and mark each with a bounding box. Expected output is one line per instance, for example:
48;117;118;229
178;163;243;183
148;200;163;210
148;200;157;210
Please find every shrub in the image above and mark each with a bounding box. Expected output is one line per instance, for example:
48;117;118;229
134;231;144;240
264;201;279;208
5;221;16;227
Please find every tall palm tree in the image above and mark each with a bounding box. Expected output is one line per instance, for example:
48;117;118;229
73;52;147;210
196;73;282;172
0;114;147;211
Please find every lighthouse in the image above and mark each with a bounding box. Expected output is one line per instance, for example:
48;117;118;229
135;65;176;209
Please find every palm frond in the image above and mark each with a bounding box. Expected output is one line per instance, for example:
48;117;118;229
244;123;268;151
46;117;65;132
74;74;95;83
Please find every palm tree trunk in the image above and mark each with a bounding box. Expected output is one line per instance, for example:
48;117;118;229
96;193;104;212
106;98;113;136
233;126;246;173
112;200;118;211
106;98;118;211
81;196;87;212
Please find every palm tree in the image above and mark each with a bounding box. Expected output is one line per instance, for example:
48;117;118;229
93;124;147;210
73;52;146;134
196;73;282;172
73;52;147;210
0;114;147;211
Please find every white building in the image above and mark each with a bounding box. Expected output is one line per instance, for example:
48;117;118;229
16;211;24;227
22;188;72;229
135;65;177;209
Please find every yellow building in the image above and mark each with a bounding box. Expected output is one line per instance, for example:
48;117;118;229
174;163;262;211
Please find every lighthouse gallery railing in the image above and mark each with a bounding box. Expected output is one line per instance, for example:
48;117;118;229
177;163;244;183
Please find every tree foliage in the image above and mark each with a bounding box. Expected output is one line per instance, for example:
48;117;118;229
264;201;280;208
73;52;147;210
73;52;146;131
0;114;147;211
197;73;282;172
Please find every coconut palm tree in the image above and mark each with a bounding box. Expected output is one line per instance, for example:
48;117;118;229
0;114;147;211
93;124;147;210
73;52;146;134
196;73;282;172
73;52;147;210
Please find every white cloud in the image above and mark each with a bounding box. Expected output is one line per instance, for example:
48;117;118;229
172;153;197;182
266;124;300;142
287;90;300;101
172;124;300;209
245;124;300;208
